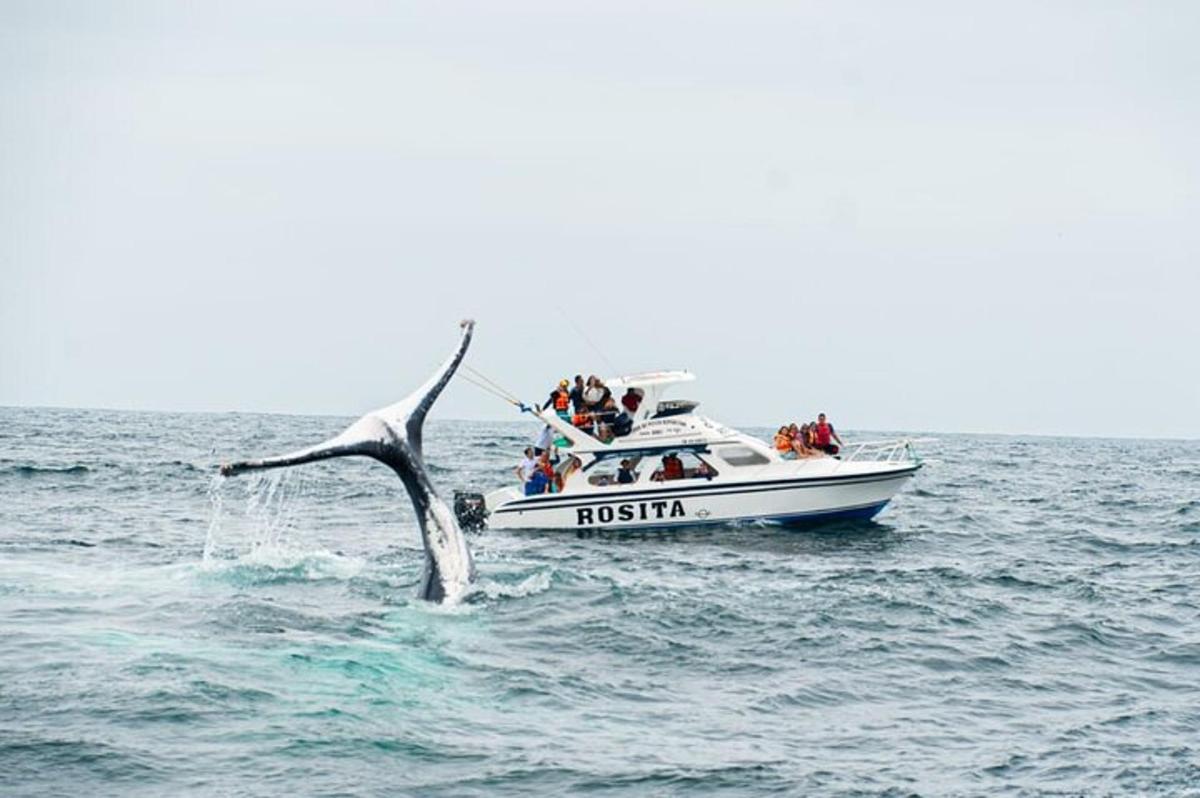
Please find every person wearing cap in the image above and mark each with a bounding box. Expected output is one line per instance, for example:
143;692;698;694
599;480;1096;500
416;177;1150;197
542;379;572;420
617;459;636;484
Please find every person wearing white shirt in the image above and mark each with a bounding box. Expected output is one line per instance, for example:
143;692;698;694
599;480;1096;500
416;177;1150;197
514;447;538;484
534;425;555;455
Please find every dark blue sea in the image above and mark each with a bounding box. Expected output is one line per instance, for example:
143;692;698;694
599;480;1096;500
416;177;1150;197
2;407;1198;796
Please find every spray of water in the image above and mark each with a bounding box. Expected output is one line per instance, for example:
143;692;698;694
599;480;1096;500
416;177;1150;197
203;468;320;567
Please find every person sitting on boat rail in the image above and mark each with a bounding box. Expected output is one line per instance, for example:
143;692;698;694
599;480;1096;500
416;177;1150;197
790;423;821;458
775;427;797;459
593;397;620;437
571;407;595;436
542;379;572;420
814;413;843;455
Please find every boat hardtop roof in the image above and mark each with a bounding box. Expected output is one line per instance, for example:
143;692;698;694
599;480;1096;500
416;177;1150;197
605;370;696;390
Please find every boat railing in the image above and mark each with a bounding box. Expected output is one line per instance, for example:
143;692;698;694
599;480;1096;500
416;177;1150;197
836;438;932;466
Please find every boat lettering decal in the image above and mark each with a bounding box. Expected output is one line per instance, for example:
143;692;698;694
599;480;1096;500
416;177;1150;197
577;500;687;526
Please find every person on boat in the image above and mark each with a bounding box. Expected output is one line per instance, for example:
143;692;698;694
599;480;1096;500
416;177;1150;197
542;379;572;420
533;425;556;456
571;408;595;436
775;426;797;460
661;453;684;480
569;374;587;412
524;462;551;495
695;460;716;479
617;459;636;484
583;376;612;411
582;376;603;409
515;447;538;485
538;450;558;492
594;397;620;436
814;413;843;455
789;423;819;458
556;455;583;492
621;388;642;414
611;409;633;437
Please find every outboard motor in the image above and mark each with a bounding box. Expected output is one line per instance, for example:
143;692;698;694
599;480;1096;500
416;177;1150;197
453;491;488;532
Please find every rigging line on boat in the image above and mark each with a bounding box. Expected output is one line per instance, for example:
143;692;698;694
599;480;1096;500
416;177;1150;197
555;308;619;376
457;369;525;408
461;365;523;405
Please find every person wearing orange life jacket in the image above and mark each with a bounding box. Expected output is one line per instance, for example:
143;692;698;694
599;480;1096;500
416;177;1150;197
813;412;843;455
774;427;797;460
541;379;572;420
571;408;595;436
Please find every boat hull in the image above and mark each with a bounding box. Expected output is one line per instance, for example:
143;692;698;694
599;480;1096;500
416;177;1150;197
486;465;918;531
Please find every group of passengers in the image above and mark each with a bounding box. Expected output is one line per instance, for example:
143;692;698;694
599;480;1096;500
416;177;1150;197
774;412;843;459
515;446;583;496
542;374;641;443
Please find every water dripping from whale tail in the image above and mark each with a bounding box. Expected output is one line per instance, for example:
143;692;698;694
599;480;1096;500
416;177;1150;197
216;320;477;604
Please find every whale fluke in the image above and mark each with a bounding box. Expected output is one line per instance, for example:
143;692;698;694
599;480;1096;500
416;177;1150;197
219;320;476;603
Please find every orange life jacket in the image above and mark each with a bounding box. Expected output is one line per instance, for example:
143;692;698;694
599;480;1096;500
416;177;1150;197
775;434;793;453
572;412;592;427
553;390;570;411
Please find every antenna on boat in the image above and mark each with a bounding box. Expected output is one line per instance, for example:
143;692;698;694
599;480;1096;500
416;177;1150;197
555;308;619;376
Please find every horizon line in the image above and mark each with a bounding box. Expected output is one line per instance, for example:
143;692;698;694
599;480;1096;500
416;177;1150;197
1;402;1196;444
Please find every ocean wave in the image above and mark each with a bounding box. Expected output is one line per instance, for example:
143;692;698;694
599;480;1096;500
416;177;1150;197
4;463;90;476
200;547;366;586
471;569;554;601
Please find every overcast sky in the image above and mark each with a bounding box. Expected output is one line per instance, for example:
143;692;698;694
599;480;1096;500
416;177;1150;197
2;1;1197;438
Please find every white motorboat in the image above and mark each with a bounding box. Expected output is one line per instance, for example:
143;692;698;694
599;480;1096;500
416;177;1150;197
455;371;922;532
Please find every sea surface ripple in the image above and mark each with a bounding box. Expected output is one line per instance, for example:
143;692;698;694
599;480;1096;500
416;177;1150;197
1;407;1198;796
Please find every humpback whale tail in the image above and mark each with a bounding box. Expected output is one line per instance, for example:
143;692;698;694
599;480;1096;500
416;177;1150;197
219;320;477;604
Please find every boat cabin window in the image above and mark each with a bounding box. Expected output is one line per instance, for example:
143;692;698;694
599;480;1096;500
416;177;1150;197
649;451;718;482
715;446;769;467
588;456;644;487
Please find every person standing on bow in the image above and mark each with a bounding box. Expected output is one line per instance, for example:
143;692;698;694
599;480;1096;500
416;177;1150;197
542;379;573;421
814;413;844;455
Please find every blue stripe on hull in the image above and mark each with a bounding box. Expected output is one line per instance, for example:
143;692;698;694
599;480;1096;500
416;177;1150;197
770;501;890;527
499;500;892;533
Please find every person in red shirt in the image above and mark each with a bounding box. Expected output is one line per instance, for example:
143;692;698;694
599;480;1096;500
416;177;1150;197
813;413;843;455
621;388;642;414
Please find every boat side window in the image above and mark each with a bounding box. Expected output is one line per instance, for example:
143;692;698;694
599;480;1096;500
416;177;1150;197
588;456;643;487
650;451;718;481
716;445;769;467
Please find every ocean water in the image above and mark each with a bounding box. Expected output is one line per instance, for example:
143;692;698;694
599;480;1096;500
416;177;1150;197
1;406;1198;796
